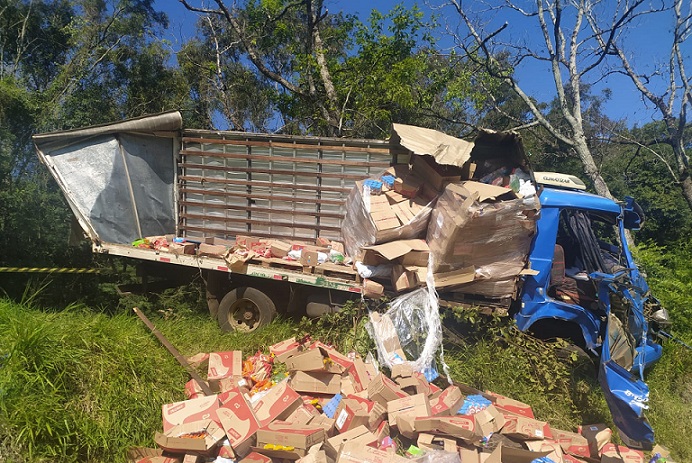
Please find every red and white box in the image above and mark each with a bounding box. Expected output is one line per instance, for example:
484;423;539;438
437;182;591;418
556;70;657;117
251;381;302;427
208;351;243;381
216;387;260;456
162;394;220;432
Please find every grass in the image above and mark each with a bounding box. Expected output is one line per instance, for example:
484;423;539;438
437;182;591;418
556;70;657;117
0;277;690;462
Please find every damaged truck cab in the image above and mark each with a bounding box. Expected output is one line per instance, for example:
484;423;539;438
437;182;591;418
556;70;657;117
516;174;663;447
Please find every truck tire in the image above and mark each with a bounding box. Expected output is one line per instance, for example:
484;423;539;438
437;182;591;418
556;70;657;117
217;286;277;333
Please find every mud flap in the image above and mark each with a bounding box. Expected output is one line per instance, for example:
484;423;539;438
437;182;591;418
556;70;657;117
598;359;654;448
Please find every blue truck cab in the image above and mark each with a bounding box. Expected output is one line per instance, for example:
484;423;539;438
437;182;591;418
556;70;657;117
516;175;664;448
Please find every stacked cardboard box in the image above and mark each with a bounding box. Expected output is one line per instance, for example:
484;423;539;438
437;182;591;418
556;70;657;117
130;337;654;463
426;181;540;298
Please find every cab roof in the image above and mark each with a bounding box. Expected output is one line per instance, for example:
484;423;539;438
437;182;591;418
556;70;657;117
539;186;622;214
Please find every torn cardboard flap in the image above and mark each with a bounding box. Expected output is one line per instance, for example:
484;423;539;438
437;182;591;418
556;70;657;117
290;371;342;395
361;239;430;266
462;181;517;202
215;388;260;456
417;433;457;453
391;123;475;168
162;395;221;433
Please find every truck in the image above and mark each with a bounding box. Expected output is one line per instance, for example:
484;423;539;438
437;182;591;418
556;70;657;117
33;111;667;448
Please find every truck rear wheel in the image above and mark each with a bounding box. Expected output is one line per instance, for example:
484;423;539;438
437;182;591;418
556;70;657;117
217;286;277;333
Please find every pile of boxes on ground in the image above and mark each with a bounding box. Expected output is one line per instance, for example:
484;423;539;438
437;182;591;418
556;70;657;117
342;124;541;301
127;338;668;463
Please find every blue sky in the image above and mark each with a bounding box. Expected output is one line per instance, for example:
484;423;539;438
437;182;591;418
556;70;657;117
157;0;687;128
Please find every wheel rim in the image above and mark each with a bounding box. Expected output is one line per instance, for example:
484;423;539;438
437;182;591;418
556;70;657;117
229;297;261;332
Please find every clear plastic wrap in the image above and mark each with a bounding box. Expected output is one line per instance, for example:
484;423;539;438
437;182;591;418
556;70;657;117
342;177;435;258
414;450;461;463
427;182;539;296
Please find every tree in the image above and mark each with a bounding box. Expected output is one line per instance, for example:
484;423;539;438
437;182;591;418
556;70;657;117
442;0;654;202
587;0;692;212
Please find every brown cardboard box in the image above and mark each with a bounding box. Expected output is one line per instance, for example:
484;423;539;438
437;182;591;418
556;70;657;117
251;381;302;427
387;393;431;428
309;414;336;437
501;414;550;440
208;351;243;382
417;433;457;453
411;154;463;191
485;391;535;418
550;428;591;458
324;425;377;461
182;455;201;463
286;405;320;426
367;373;408;405
333;399;371;433
296;450;328;463
238;452;273;463
501;446;553;463
301;248;319;266
525;440;566;463
127;447;182;463
362;279;385;299
285;347;345;374
330;241;345;254
162;395;221;433
577;424;612;458
270;337;305;362
215;376;251;395
340;395;386;431
391;264;419;292
184;379;207;400
429;385;464;416
337;441;409;463
599;444;644;463
154;419;226;456
270;240;292;258
290;371;341;395
169;242;196;255
255;421;325;457
416;405;505;441
310;341;355;372
215;388;260;457
393;174;422;198
367;313;407;365
197;243;227;257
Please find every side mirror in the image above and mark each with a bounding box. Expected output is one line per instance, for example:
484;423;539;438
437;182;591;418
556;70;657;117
623;196;645;230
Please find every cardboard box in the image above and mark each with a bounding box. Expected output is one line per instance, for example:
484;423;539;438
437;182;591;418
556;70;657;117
214;376;250;395
197;243;227;257
411;154;463;191
324;425;377;461
270;240;292;258
208;351;243;381
367;313;407;365
238;452;273;463
236;235;264;248
337;441;409;463
387;393;431;427
501;414;549;440
417;433;457;453
169;242;196;255
396;372;431;396
127;447;182;463
309;413;336;437
301;248;319;266
500;446;553;463
525;440;565;463
362;279;385;299
331;241;345;254
429;385;464;416
251;381;302;427
416;405;505;441
286;405;320;425
361;239;429;266
290;371;341;395
577;424;612;458
162;395;221;433
216;388;260;456
599;444;644;463
334;397;385;433
270;337;305;362
255;421;325;457
551;428;590;458
154;419;226;456
485;391;535;418
296;450;328;463
285;347;345;374
391;264;419;292
181;455;201;463
184;379;207;400
393;174;422;198
367;373;408;405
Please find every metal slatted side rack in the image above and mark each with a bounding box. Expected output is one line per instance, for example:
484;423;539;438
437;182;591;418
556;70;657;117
178;130;392;243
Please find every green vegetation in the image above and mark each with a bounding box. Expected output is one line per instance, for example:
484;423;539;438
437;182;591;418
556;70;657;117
1;261;691;462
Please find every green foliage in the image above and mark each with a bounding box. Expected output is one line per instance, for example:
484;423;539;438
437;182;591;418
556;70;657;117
296;299;374;356
634;240;692;338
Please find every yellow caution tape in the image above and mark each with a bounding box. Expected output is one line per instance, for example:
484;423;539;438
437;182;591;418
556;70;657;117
0;267;99;274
